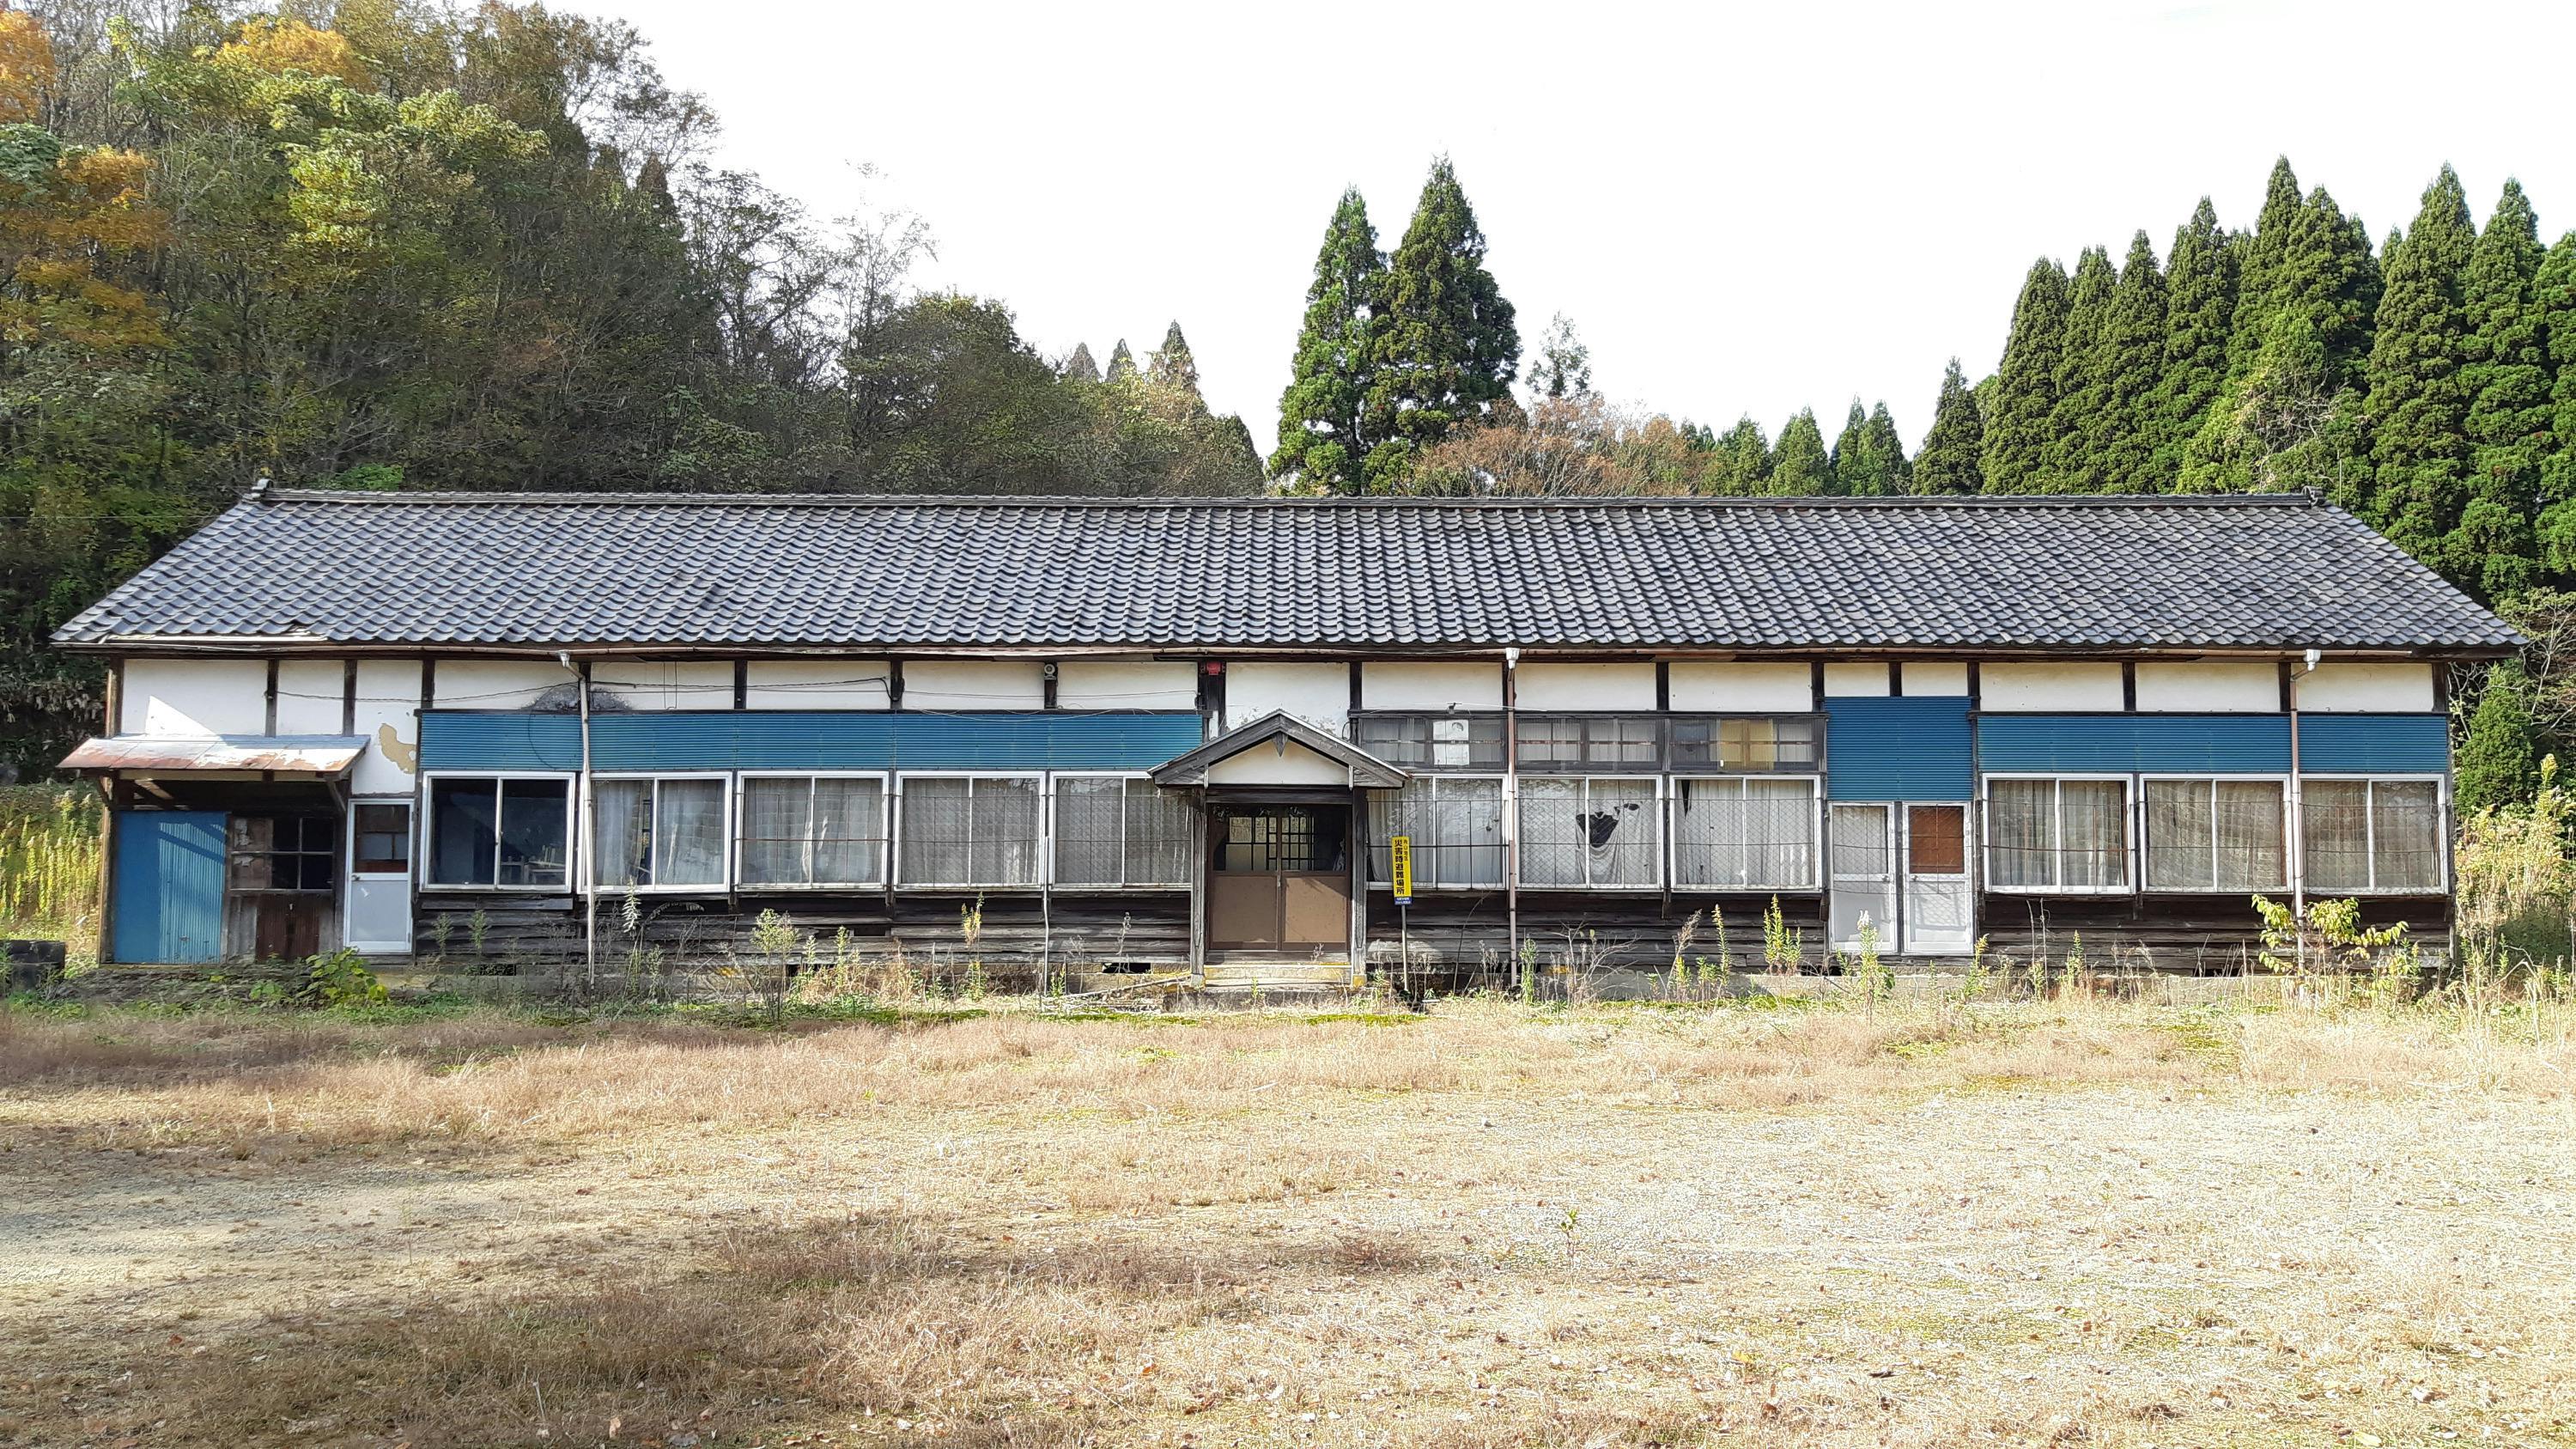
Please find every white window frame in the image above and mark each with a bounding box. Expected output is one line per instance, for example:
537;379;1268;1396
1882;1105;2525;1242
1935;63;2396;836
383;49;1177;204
1515;774;1667;892
1049;770;1194;890
1978;772;2136;896
347;797;416;880
586;771;735;895
418;770;578;892
2139;773;2292;895
1368;772;1507;892
893;770;1049;890
733;770;891;891
1667;774;1824;891
2297;774;2451;895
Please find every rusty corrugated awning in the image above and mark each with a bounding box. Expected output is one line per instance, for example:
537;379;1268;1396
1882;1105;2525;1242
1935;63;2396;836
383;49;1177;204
59;734;366;776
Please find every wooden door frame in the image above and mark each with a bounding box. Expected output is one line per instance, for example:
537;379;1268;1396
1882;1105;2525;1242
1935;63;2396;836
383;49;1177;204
1196;788;1364;964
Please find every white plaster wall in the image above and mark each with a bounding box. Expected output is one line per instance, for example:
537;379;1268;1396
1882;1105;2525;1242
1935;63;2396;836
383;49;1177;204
592;661;736;710
122;658;266;735
1901;662;1970;697
1980;661;2124;712
2138;660;2277;712
2297;662;2435;713
1667;661;1811;712
1228;662;1349;734
1516;662;1655;710
1823;663;1892;697
1207;739;1352;786
904;659;1045;711
434;658;569;710
351;659;422;794
744;659;890;709
1364;661;1503;711
273;659;348;734
1058;658;1198;710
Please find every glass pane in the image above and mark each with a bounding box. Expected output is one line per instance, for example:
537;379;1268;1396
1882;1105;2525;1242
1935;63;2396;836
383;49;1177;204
2371;781;2443;891
1124;780;1192;886
2214;779;2286;891
1367;780;1424;885
1907;805;1966;875
1352;715;1421;768
1053;776;1126;886
2061;780;2128;889
654;780;726;886
811;776;884;884
1746;777;1815;886
969;776;1041;885
500;779;569;887
1586;778;1660;886
592;779;652;887
2145;779;2215;891
740;777;812;886
1516;776;1586;886
2300;779;2372;892
428;778;498;886
354;803;410;874
1832;803;1891;880
1773;716;1820;768
1986;779;2054;888
1439;777;1505;887
1673;777;1747;886
900;777;971;885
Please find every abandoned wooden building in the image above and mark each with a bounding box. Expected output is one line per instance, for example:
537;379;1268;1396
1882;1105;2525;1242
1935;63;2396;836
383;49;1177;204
54;487;2519;986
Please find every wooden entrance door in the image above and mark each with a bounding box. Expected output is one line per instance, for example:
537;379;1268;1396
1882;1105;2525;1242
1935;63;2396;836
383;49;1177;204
1208;806;1352;954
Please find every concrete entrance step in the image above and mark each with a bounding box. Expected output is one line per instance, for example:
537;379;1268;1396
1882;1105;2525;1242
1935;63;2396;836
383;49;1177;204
1200;959;1364;993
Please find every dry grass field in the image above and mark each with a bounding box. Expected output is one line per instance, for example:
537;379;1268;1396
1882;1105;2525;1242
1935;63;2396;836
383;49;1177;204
2;994;2573;1449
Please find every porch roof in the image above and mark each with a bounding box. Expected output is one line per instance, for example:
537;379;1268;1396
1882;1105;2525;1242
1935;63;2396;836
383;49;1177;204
1148;710;1409;789
59;734;367;776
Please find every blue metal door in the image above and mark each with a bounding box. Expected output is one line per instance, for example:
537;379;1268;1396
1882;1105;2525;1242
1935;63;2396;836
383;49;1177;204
112;812;228;963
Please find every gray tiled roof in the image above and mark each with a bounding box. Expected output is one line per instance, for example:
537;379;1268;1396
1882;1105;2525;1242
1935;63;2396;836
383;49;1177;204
54;490;2522;654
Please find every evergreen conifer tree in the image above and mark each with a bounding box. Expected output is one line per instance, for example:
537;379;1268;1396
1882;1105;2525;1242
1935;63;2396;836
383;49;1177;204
1829;399;1870;495
1103;339;1137;384
2456;661;2545;812
2039;247;2117;490
1914;358;1984;493
2452;180;2549;600
1148;320;1205;405
1770;409;1832;494
1362;157;1520;488
1528;312;1593;399
2151;198;2238;480
1698;416;1771;494
1272;186;1387;491
1862;402;1909;494
2366;165;2480;578
2092;231;2172;490
1062;342;1101;385
2534;232;2576;576
1981;258;2071;490
2227;158;2306;378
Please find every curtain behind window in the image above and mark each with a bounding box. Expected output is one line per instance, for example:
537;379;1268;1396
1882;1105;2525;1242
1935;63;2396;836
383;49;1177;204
592;780;650;887
740;777;811;885
900;778;971;884
655;781;726;886
2060;781;2126;888
2372;781;2442;890
1989;779;2053;888
2214;780;2285;889
1053;776;1125;886
2301;779;2372;891
2146;779;2215;890
811;777;883;884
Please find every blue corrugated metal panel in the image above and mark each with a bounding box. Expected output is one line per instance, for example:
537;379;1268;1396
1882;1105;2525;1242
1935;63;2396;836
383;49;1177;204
1977;714;2292;773
1826;697;1972;801
2294;714;2450;773
112;812;227;964
419;710;1206;772
418;711;584;770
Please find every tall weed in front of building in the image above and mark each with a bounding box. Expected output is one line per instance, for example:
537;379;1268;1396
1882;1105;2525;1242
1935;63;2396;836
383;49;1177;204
0;786;102;961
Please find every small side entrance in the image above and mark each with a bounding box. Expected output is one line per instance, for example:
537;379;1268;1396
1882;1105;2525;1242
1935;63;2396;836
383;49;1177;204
1207;804;1352;956
1830;801;1977;956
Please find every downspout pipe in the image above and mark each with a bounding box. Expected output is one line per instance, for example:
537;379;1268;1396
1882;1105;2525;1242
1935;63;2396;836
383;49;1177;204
1504;645;1521;989
560;650;595;989
2288;648;2320;974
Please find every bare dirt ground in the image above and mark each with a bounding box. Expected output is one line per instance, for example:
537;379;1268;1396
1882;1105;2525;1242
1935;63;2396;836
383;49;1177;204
1;996;2571;1448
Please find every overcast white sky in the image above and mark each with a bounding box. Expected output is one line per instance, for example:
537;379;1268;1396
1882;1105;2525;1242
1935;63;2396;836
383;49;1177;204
592;0;2576;459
